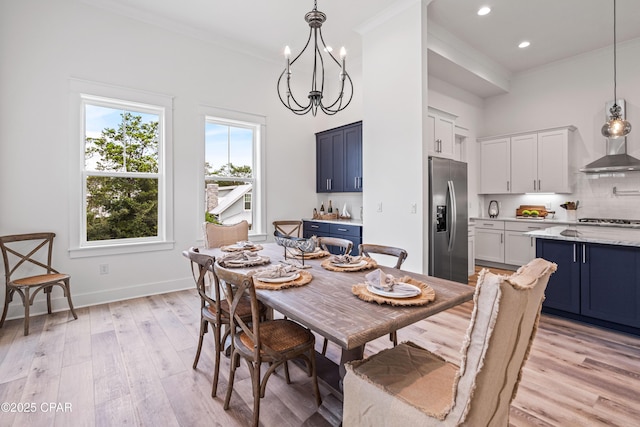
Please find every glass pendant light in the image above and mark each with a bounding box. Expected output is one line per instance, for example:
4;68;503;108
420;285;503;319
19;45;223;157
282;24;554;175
602;0;631;139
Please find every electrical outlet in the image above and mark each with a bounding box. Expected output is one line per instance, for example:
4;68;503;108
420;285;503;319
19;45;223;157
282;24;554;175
377;202;383;212
410;203;417;214
99;264;109;275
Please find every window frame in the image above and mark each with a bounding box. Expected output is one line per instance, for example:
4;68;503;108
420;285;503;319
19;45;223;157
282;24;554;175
199;106;266;242
69;79;174;258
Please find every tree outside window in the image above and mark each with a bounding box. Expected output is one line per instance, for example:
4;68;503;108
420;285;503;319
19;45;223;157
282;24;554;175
84;103;162;242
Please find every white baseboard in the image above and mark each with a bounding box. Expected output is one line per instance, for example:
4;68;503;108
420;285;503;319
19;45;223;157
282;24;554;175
2;276;193;321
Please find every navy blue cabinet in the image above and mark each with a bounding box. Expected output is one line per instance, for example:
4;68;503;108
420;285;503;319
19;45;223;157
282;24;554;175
581;243;640;328
536;238;640;333
536;239;580;313
316;121;362;193
303;220;361;256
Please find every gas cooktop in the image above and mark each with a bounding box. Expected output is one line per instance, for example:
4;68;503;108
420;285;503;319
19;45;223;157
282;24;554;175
578;218;640;225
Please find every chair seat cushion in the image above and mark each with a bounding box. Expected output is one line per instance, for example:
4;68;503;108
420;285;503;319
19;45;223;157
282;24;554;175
347;341;457;419
238;319;313;354
12;273;69;287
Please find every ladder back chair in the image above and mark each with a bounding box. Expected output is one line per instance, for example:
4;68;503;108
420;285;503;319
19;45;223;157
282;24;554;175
203;220;249;248
214;263;321;427
183;247;265;397
0;232;78;335
358;243;409;346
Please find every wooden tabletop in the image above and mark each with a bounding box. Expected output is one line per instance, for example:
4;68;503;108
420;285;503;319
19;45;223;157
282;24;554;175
202;243;474;351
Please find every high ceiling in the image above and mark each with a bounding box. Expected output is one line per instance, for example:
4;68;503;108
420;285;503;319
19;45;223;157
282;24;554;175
83;0;640;97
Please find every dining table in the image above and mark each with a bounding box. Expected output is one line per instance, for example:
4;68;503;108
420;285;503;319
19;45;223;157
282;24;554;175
200;242;475;389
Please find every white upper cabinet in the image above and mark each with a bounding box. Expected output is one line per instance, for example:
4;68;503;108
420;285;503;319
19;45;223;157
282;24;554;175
427;107;456;160
479;126;575;194
510;133;538;193
479;137;511;194
537;128;573;193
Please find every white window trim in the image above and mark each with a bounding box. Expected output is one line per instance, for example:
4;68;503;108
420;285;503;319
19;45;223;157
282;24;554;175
68;78;174;258
198;106;267;242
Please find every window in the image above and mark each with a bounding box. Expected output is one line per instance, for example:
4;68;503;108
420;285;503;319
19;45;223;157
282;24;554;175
201;107;265;239
69;80;174;257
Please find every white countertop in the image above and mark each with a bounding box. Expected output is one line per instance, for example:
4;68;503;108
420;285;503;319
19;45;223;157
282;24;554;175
526;225;640;247
303;218;363;226
471;216;640;229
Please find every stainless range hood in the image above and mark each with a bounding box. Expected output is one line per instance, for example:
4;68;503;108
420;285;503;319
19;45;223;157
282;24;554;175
580;99;640;173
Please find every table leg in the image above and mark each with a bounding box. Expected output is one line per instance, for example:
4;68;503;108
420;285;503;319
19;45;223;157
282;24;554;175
338;345;364;388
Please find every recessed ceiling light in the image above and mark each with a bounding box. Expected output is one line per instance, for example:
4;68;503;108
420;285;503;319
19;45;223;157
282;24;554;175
477;6;491;16
518;41;531;49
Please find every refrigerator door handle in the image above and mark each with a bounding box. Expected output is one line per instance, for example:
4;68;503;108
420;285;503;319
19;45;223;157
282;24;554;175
447;180;457;253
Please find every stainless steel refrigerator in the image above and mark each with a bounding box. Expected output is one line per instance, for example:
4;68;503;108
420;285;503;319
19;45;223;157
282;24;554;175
428;157;468;284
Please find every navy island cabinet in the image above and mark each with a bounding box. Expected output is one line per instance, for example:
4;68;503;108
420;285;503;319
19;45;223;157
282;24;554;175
537;238;640;334
316;121;362;193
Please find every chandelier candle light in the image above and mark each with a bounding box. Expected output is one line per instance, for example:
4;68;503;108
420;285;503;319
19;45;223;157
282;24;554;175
602;0;631;139
277;0;354;116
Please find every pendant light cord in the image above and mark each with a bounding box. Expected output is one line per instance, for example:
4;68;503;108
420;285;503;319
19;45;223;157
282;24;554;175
613;0;617;102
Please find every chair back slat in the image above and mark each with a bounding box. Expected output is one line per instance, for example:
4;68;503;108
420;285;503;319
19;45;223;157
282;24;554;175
183;247;219;310
358;243;408;269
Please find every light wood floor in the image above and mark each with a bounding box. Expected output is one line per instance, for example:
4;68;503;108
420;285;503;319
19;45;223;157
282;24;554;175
1;268;639;427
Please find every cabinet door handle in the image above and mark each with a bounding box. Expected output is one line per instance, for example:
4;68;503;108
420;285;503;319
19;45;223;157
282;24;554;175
500;234;503;244
507;181;510;191
438;139;442;152
573;243;577;263
328;178;332;190
355;177;358;188
311;225;319;229
326;179;329;190
337;228;347;232
538;179;541;191
533;180;536;191
582;245;586;264
530;237;534;247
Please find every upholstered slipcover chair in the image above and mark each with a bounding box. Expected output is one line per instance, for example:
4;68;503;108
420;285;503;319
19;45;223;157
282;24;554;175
203;220;249;248
343;258;557;426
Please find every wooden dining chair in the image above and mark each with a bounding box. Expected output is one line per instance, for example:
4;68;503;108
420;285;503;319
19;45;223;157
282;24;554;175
358;243;409;346
343;258;557;426
317;236;353;255
215;263;321;427
203;220;249;248
272;220;303;238
0;232;78;336
183;247;265;398
358;243;408;269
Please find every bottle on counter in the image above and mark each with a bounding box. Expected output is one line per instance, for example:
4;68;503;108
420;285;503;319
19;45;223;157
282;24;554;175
320;202;325;215
328;200;333;213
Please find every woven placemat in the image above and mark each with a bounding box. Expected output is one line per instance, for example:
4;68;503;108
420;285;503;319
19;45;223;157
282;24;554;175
289;248;330;259
321;257;378;272
351;275;436;306
253;270;312;290
220;244;263;252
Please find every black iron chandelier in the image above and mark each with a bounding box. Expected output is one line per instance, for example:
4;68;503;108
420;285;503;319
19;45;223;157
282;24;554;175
277;0;353;116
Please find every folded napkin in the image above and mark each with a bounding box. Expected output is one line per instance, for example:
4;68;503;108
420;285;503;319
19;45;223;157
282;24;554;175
235;240;256;249
252;264;298;280
330;254;361;265
365;269;418;295
219;250;261;265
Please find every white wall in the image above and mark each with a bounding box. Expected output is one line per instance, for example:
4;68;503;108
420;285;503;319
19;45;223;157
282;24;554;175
361;0;428;273
0;0;339;318
480;38;640;220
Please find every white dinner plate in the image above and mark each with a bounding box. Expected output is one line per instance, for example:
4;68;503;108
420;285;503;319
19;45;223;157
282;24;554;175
257;273;300;283
366;283;421;298
332;260;367;268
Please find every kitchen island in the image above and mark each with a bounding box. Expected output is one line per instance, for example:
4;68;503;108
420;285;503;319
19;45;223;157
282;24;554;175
529;225;640;336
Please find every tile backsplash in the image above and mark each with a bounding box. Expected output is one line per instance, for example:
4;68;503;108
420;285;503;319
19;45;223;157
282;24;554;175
478;171;640;220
